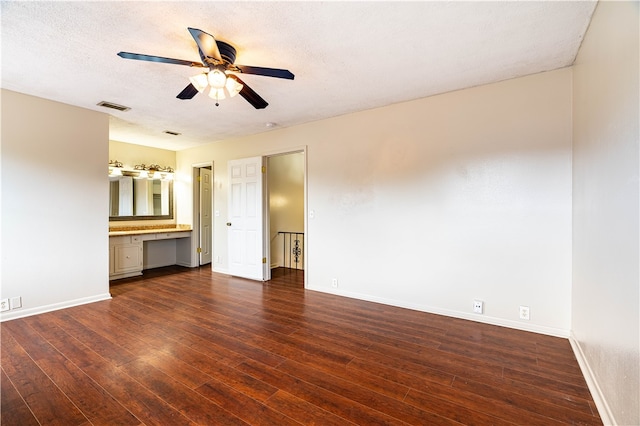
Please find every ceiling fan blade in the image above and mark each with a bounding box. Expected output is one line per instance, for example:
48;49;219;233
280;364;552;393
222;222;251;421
235;65;294;80
230;75;268;109
188;27;222;65
176;83;199;100
117;52;203;67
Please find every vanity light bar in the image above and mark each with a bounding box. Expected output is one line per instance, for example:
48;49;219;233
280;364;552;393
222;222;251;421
109;160;174;179
134;164;174;173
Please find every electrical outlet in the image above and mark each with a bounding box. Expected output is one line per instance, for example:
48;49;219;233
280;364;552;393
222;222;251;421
10;297;22;310
0;299;9;312
519;306;530;320
473;300;483;314
331;278;338;288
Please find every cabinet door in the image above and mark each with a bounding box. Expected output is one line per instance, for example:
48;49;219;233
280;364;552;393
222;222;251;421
114;243;142;274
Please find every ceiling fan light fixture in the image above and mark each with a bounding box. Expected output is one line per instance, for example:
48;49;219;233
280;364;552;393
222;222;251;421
225;76;243;98
207;76;243;103
189;73;208;92
208;88;227;101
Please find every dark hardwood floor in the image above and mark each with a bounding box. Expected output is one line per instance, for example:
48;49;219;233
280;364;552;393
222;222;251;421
1;266;601;425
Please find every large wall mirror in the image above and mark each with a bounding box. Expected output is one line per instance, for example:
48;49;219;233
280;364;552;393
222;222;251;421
109;175;173;220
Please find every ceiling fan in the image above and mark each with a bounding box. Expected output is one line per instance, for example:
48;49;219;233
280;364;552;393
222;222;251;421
117;27;294;109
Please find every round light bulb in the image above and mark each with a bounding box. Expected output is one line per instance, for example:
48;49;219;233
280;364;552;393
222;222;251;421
207;69;227;89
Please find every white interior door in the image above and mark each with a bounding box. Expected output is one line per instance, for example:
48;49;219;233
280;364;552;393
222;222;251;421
199;168;212;265
228;156;265;280
118;176;133;216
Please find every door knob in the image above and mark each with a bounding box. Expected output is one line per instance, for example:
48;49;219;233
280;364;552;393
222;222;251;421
226;222;232;226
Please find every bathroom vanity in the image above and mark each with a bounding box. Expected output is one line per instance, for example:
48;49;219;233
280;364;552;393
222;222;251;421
109;227;191;280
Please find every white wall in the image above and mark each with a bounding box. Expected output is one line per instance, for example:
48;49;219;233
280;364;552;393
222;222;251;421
1;90;111;320
177;68;573;336
109;140;176;171
571;1;640;425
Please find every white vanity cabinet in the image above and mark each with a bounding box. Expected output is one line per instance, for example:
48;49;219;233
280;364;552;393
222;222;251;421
109;229;191;280
109;235;143;280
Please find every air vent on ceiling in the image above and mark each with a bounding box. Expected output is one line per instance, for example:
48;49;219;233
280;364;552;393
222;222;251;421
97;101;130;112
163;130;181;136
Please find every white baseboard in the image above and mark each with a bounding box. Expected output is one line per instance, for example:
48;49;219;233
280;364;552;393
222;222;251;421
144;262;174;270
212;266;230;275
306;285;570;338
0;293;112;322
569;333;616;425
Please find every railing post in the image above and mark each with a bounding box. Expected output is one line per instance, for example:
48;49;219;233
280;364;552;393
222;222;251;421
277;231;304;271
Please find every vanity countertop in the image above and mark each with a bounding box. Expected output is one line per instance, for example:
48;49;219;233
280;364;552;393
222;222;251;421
109;225;192;237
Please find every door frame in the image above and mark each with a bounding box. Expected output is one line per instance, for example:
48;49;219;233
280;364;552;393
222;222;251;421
263;146;308;287
191;161;214;268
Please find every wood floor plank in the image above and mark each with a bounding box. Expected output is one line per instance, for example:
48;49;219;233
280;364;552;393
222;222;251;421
1;266;602;425
276;358;461;425
437;338;540;370
176;352;279;402
23;315;198;426
1;324;89;426
189;313;357;370
277;335;412;401
195;380;299;426
346;355;456;389
3;319;141;426
405;384;567;426
265;390;358;426
397;381;517;426
236;359;414;425
1;368;40;426
119;358;249;425
91;296;251;368
503;366;593;400
172;319;287;368
46;310;137;366
451;376;600;424
366;340;505;383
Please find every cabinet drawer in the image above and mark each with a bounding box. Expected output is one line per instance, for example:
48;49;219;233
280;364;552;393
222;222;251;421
110;235;144;244
110;235;132;245
155;231;191;240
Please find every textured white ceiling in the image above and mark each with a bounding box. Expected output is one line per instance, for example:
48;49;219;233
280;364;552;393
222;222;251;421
1;1;596;151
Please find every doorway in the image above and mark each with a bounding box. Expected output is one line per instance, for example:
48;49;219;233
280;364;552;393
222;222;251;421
267;151;305;280
193;163;213;267
222;149;306;284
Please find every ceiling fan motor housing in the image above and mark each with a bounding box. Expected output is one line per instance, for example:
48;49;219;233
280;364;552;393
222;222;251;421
216;41;237;65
